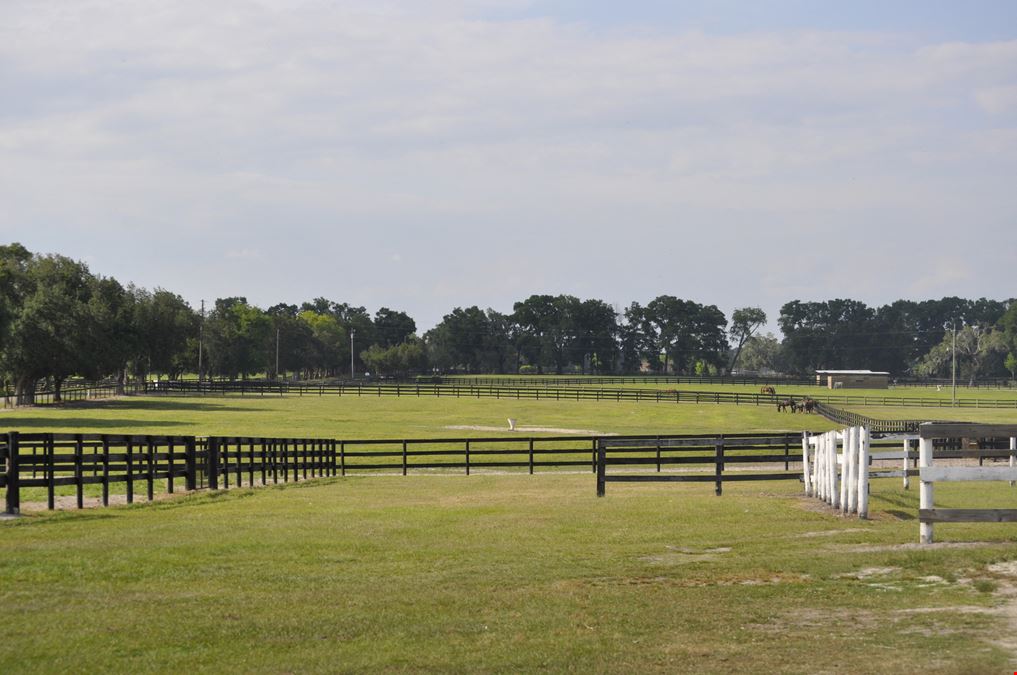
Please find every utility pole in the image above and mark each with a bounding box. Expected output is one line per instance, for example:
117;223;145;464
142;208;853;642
198;299;205;383
951;320;957;406
275;328;280;380
350;329;356;380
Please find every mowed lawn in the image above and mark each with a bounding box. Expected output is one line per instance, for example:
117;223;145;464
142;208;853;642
2;475;1017;672
0;394;839;438
3;394;1017;672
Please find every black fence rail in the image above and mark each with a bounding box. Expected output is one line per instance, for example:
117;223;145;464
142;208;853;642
893;377;1017;390
811;402;963;435
594;432;1011;497
149;379;1017;410
1;383;142;408
442;375;818;387
6;431;792;513
1;432;339;514
595;434;806;497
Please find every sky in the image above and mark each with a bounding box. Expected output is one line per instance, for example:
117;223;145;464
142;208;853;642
2;0;1016;334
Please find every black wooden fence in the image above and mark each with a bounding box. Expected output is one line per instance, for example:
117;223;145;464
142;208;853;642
596;433;805;497
146;380;1017;410
811;402;960;434
5;431;788;513
442;375;818;387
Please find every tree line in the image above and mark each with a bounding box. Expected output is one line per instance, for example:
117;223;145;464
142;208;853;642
2;244;1016;404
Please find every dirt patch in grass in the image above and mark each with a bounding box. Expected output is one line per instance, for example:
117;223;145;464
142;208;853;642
444;424;615;435
799;528;869;538
828;542;1006;554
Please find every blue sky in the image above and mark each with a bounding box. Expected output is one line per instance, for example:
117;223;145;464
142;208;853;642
484;1;1017;41
1;1;1015;333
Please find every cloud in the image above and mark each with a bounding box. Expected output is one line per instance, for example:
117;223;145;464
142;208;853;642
975;85;1017;114
1;1;1015;329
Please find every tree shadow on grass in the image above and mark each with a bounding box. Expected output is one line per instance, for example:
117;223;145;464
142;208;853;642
18;399;258;413
0;417;187;430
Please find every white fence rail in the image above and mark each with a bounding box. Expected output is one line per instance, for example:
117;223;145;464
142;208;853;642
918;423;1017;544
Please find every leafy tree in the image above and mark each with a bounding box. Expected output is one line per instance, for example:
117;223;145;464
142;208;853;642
1005;352;1017;381
736;333;785;374
779;299;876;374
628;296;727;374
425;306;491;373
915;325;1006;385
0;252;94;402
727;307;766;373
513;295;582;374
131;288;197;381
297;310;346;378
373;307;416;348
205;298;272;379
85;277;137;392
361;337;427;377
571;299;618;374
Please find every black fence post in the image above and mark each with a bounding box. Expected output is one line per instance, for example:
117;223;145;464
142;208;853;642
207;437;220;490
714;440;724;496
596;440;606;497
185;437;197;491
74;434;84;509
46;433;55;510
5;431;20;515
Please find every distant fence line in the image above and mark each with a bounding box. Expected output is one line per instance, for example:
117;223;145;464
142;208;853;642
6;379;1017;413
441;375;818;387
147;380;1017;410
811;402;937;435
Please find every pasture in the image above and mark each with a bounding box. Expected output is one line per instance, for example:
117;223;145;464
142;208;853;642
2;476;1017;672
2;392;1017;672
0;394;839;439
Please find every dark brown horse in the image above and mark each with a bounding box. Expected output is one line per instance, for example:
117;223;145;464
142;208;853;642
777;397;797;412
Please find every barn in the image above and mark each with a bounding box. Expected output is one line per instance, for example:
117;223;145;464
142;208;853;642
815;369;890;389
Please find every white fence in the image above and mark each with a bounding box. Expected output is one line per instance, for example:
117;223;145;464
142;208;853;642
918;423;1017;544
802;426;871;518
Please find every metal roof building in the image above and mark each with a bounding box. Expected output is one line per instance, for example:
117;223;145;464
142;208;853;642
815;369;890;389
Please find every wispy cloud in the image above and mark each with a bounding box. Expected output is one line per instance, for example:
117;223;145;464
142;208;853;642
1;1;1014;328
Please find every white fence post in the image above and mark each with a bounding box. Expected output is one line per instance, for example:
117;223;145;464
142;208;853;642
819;433;827;504
840;428;850;513
815;434;823;501
845;427;856;514
1010;437;1015;488
858;426;870;519
802;432;812;496
919;437;934;544
902;438;910;490
831;431;840;510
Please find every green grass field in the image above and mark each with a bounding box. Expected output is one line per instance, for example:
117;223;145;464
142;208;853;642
0;394;839;438
2;476;1016;672
3;394;1017;672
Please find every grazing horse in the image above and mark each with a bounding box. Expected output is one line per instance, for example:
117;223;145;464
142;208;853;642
777;397;797;412
803;398;815;414
760;385;775;395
